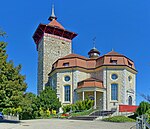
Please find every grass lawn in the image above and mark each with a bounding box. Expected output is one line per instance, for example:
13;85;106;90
102;116;136;123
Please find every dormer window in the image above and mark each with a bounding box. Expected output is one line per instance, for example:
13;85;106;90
110;57;117;64
110;60;117;64
63;62;69;67
128;60;132;67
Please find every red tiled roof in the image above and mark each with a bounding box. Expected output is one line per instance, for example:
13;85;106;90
105;50;122;56
59;53;87;60
50;50;136;73
77;78;104;89
48;19;64;29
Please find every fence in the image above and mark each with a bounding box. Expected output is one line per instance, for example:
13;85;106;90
4;114;19;121
136;115;150;129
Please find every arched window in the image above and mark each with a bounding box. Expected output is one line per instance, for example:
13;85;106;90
128;96;132;105
64;85;70;102
111;84;118;100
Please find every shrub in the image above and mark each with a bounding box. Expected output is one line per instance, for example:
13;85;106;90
62;99;94;113
103;116;135;122
136;101;150;115
62;105;72;113
146;109;150;124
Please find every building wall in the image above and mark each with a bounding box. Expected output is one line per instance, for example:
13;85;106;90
103;68;136;111
37;33;72;94
49;69;90;105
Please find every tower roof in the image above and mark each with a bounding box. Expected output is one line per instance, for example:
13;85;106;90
33;5;77;49
47;5;64;29
48;19;64;29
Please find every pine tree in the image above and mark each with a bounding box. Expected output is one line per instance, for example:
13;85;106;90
0;31;27;109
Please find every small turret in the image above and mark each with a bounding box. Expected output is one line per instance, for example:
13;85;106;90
88;37;100;58
88;47;100;58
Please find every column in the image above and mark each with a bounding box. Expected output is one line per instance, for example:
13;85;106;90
82;91;85;101
94;90;97;109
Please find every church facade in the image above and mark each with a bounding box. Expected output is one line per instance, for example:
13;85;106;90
33;6;137;111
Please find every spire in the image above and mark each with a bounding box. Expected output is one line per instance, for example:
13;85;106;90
48;4;57;21
93;37;96;49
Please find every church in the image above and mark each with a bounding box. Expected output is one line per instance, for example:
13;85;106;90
33;6;137;111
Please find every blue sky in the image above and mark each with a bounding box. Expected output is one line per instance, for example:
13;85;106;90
0;0;150;105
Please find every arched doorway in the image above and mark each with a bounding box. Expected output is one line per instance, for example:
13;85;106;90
128;96;132;105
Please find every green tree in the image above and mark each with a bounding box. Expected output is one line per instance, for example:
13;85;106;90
19;92;38;120
0;31;27;109
37;87;61;111
136;101;150;116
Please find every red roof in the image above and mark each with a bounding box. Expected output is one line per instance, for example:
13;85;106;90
59;53;87;60
105;50;122;56
48;19;64;29
77;78;104;89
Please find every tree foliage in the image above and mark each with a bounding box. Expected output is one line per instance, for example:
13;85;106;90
136;101;150;116
37;86;61;111
0;32;27;109
19;92;38;120
0;31;61;119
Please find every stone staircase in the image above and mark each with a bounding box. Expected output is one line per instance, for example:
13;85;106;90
69;110;116;121
89;110;116;117
69;116;97;121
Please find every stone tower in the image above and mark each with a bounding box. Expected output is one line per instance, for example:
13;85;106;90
33;6;77;94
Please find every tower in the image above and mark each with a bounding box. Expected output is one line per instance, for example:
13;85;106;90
33;5;77;94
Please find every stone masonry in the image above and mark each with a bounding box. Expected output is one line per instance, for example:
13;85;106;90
37;33;72;94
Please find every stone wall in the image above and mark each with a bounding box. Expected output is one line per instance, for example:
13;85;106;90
50;69;90;105
37;33;72;94
103;68;136;111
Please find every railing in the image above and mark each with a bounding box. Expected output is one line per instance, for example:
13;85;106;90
136;115;150;129
4;114;19;121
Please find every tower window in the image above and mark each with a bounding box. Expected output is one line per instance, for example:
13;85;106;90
111;84;118;101
63;62;69;67
64;85;70;102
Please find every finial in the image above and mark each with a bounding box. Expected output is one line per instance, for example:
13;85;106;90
112;48;114;51
93;37;96;48
48;4;57;21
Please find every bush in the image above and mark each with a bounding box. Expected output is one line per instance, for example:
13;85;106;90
146;109;150;124
103;116;135;122
136;101;150;116
62;99;94;113
62;105;72;113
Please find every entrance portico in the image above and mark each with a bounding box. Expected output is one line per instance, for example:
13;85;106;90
76;78;105;110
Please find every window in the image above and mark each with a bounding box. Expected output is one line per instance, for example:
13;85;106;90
128;76;132;82
128;60;132;67
64;76;70;82
63;62;69;67
111;84;118;100
110;60;117;64
128;96;132;105
64;85;70;102
111;74;118;80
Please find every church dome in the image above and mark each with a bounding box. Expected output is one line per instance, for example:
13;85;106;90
88;47;100;58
